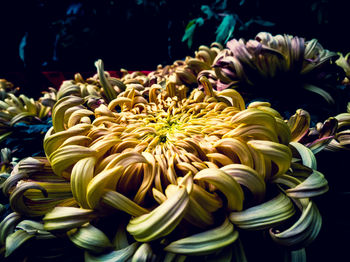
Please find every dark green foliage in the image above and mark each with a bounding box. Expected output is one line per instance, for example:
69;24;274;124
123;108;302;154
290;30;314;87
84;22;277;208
181;1;274;48
183;18;205;48
1;119;51;159
215;15;236;43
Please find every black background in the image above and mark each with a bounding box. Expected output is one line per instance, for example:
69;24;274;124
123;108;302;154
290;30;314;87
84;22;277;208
0;1;349;261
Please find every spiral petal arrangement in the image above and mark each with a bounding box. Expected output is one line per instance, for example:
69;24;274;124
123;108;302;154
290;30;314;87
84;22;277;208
0;60;330;261
148;43;223;90
324;102;350;151
0;90;51;143
213;32;341;105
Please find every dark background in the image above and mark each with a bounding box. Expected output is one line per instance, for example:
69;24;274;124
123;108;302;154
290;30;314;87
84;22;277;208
0;1;349;261
0;0;349;96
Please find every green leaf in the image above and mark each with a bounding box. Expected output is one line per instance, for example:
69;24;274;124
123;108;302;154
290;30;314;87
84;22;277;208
182;18;204;48
196;17;204;27
182;24;196;48
240;18;275;30
216;15;236;44
201;5;214;19
19;33;27;64
215;0;227;10
185;19;196;30
253;19;275;27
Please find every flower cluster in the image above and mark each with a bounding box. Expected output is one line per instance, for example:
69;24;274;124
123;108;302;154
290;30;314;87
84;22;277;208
0;58;330;261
